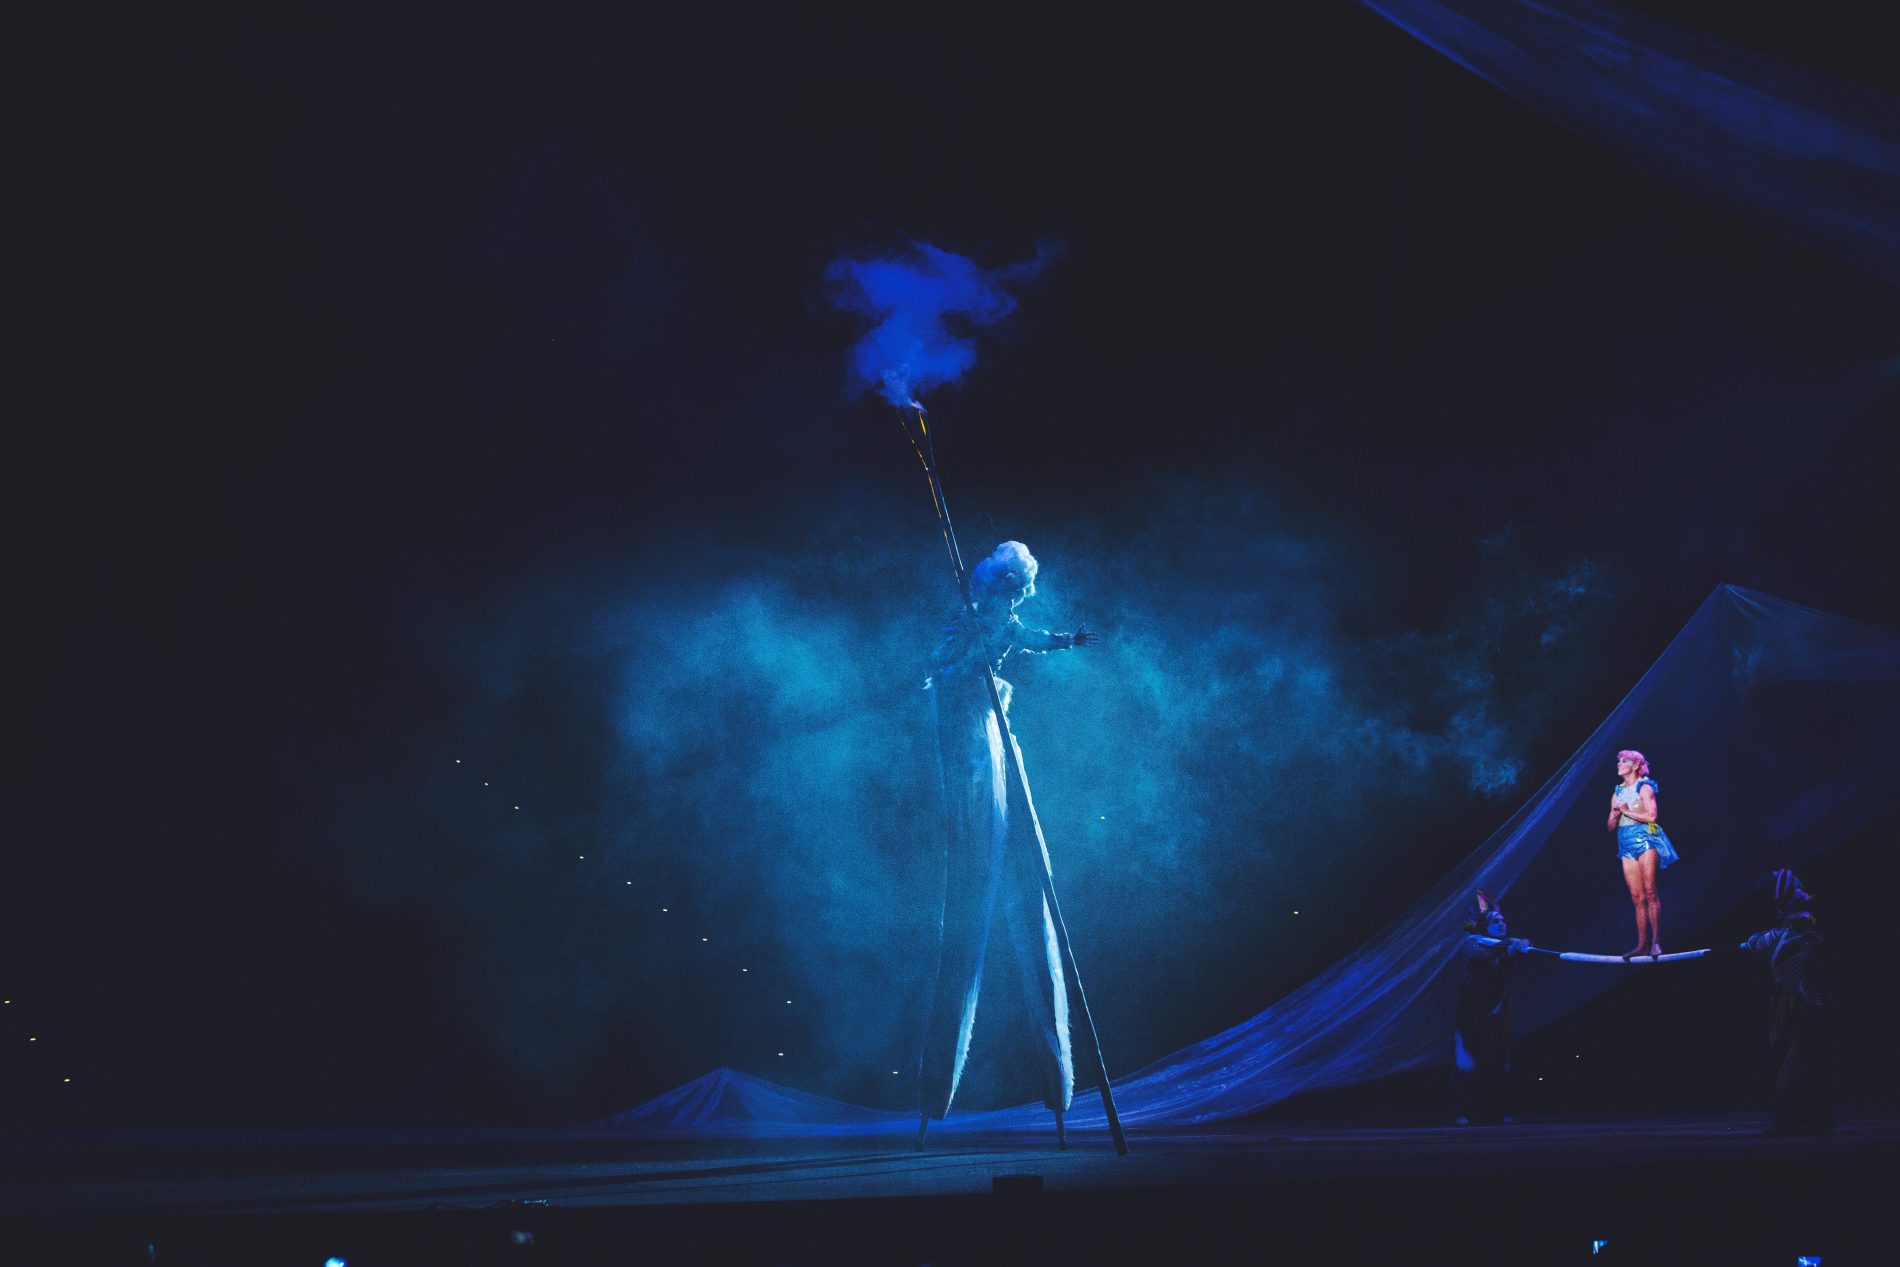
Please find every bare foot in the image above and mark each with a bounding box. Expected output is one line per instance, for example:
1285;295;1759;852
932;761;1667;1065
1648;944;1663;960
1622;945;1648;961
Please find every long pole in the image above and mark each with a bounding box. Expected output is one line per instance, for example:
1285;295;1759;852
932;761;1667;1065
900;406;1129;1156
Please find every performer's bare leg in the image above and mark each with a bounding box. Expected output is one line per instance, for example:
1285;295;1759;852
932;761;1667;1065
1621;855;1650;959
1639;848;1662;957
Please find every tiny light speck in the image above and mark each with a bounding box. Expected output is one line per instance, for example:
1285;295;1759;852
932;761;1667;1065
483;782;489;787
785;1000;792;1005
28;1037;36;1043
63;1077;71;1084
454;758;461;764
514;806;520;811
777;1052;785;1057
701;937;708;943
626;881;632;885
1293;910;1300;915
578;855;585;860
741;968;748;973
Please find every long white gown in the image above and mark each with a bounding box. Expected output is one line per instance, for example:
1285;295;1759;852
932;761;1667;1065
917;601;1074;1119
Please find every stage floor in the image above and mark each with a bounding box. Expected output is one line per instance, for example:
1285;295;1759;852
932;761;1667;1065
5;1113;1892;1263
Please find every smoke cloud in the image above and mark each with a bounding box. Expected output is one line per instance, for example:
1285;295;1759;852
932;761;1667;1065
328;473;1608;1115
826;241;1058;406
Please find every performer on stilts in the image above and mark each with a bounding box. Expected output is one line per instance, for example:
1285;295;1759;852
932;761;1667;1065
918;540;1095;1142
1738;868;1835;1134
1606;749;1679;959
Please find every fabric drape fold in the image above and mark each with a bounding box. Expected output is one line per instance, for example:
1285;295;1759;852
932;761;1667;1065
1359;0;1900;282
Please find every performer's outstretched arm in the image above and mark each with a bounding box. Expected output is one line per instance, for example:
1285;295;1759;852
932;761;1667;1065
1010;614;1097;653
1464;934;1531;962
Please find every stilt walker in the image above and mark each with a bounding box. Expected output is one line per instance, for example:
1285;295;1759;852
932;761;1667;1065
899;405;1128;1155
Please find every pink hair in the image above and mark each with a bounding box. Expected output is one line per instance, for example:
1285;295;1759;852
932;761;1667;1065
1617;749;1650;778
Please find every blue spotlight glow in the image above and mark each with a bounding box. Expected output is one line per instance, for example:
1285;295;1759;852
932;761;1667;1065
324;1258;348;1267
1797;1257;1823;1266
1591;1242;1609;1256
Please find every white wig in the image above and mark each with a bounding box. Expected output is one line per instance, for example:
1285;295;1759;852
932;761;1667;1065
971;540;1038;599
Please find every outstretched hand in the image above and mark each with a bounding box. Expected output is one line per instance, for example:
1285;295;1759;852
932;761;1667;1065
1071;628;1098;648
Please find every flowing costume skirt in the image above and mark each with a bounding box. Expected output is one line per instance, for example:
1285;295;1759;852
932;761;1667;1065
918;671;1073;1119
1616;822;1680;867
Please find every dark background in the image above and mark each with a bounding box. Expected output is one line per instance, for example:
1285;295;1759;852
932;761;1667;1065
7;1;1898;1129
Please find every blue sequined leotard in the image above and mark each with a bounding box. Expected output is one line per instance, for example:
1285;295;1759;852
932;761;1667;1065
1613;777;1679;867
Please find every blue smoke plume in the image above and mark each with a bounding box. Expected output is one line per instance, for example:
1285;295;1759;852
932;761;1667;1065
826;241;1057;406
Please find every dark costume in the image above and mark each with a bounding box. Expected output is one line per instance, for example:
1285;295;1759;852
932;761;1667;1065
918;542;1078;1121
1454;891;1530;1124
1739;869;1835;1134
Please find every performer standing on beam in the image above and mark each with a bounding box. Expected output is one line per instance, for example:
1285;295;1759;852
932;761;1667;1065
1607;749;1679;959
919;541;1095;1143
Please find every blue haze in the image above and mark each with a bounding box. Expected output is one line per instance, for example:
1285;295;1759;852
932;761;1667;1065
329;477;1608;1112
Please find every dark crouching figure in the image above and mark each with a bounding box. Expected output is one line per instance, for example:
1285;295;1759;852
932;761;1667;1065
1454;890;1531;1125
1738;868;1835;1134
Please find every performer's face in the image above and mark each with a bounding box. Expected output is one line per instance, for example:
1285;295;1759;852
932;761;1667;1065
1483;909;1508;938
1616;756;1634;778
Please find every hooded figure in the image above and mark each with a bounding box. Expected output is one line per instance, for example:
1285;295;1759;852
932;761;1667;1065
916;541;1094;1141
1454;890;1531;1125
1739;868;1835;1133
